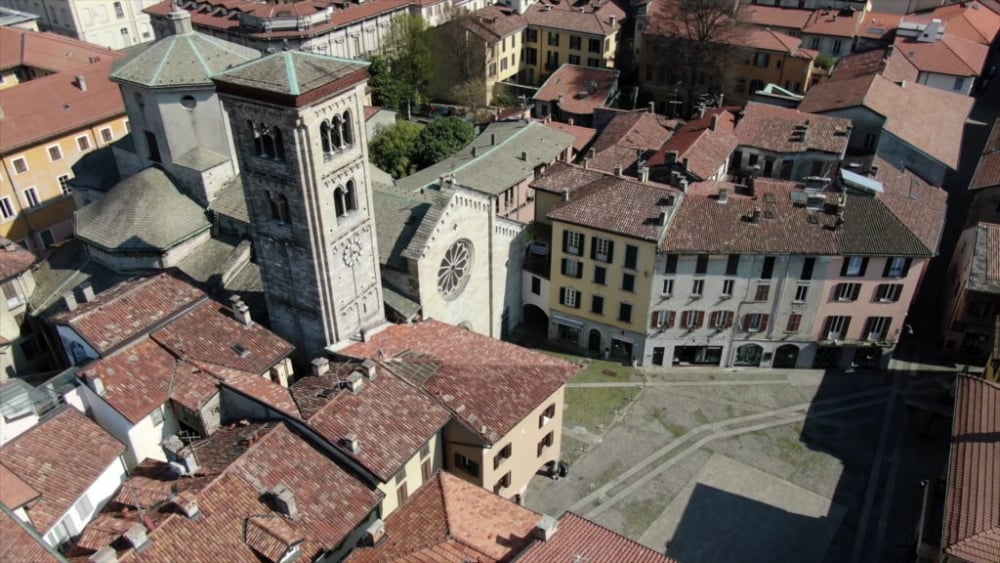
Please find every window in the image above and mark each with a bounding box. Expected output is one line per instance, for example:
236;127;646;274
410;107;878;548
454;453;480;477
493;472;511;494
743;313;768;333
875;283;903;303
824;315;851;339
561;258;583;279
420;443;430;460
841;256;868;277
23;187;40;208
537;432;554;456
525;47;538;65
525;29;538;42
786;313;802;333
619;302;633;323
710;310;734;329
664;254;678;274
569;35;581;50
560;287;579;308
662;278;674;296
538;404;556;428
810;37;820;49
40;230;53;248
691;279;704;297
100;127;113;143
749;79;765;93
0;197;14;219
587;57;601;67
832;39;843;54
120;27;129;36
800;257;815;280
953;76;964;91
865;317;892;341
624;245;638;269
548;32;559;46
726;254;739;276
591;295;604;315
501;57;509;71
722;279;734;297
593;266;606;285
75;495;93;520
622;273;635;292
421;457;432;481
695;254;708;275
76;135;91;151
680;310;704;329
113;1;124;18
651;310;675;329
47;144;62;161
563;230;583;256
58;174;72;194
588;38;601;53
754;284;770;301
883;257;911;278
531;276;541;295
592;237;613;263
12;157;27;174
396;481;409;505
754;52;770;68
761;256;775;279
494;444;512;469
864;133;877;150
794;285;808;302
836;282;861;301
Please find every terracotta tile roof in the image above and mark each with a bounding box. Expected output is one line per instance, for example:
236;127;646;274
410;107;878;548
930;1;1000;45
78;338;177;424
944;375;1000;563
541;120;598;151
734;102;852;155
895;34;988;76
342;320;580;443
872;157;948;253
548;174;680;240
648;107;738;179
799;73;973;169
802;7;864;38
856;11;903;40
462;5;526;44
741;28;817;58
168;362;221;413
190;361;300;419
0;464;40;510
0;239;36;282
0;58;125;154
529;161;609;195
739;5;811;31
0;508;61;562
290;363;450;481
524;0;625;36
0;27;118;73
589;110;679;173
51;272;206;355
662;178;935;256
117;424;382;562
347;471;540;563
831;48;919;83
0;407;124;533
534;65;620;117
971;118;1000;190
152;300;294;375
185;422;276;476
518;512;680;562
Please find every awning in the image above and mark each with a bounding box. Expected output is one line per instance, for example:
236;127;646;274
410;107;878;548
551;313;583;330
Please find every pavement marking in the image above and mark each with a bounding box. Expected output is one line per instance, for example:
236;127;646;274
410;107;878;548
568;380;791;388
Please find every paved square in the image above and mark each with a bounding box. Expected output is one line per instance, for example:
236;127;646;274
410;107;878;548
642;453;847;563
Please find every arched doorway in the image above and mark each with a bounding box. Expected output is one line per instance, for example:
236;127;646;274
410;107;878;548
734;343;764;367
773;344;800;368
521;304;548;340
587;329;602;354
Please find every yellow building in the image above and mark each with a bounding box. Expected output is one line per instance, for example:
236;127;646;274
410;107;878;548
0;28;126;254
724;28;820;102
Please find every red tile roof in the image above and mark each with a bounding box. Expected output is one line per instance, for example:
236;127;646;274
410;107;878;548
523;0;624;36
648;107;738;179
740;5;811;31
517;512;680;562
116;424;382;562
735;102;852;155
462;4;527;44
0;27;118;73
0;407;123;534
895;34;988;77
971;118;1000;190
0;464;40;510
193;361;301;419
547;172;680;241
0;239;36;282
79;338;178;424
342;320;580;443
534;65;620;117
872;157;948;253
831;48;919;83
530;161;609;195
541;120;598;152
347;471;540;562
589;110;678;174
152;300;294;375
856;11;903;41
52;272;206;355
802;7;864;38
929;1;1000;45
944;375;1000;563
0;509;61;562
741;28;817;58
290;363;450;482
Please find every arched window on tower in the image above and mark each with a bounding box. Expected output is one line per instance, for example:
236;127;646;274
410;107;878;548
331;115;343;149
342;110;353;146
320;121;332;154
249;120;263;155
345;179;357;212
266;190;280;220
272;127;285;161
277;195;290;223
334;187;346;217
259;123;273;158
265;190;291;224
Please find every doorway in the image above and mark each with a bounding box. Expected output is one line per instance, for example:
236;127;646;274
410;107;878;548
652;346;665;366
588;329;602;354
773;344;799;368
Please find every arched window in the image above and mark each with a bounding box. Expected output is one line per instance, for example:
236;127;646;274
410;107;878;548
272;127;285;161
345;179;357;212
331;115;343;149
342;110;353;146
266;190;280;220
320;121;332;153
334;187;346;217
249;120;263;155
276;195;290;223
259;123;273;158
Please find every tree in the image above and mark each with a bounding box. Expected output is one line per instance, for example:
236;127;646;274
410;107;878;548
430;9;487;106
368;55;406;111
386;14;435;105
412;117;475;169
368;121;423;178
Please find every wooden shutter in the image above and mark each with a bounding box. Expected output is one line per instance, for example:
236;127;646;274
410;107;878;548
695;311;705;328
840;258;850;276
559;287;566;305
761;314;769;331
710;311;719;328
882;257;893;277
741;314;750;331
562;230;569;253
667;311;676;328
859;257;869;276
901;258;912;277
606;241;615;263
590;239;597;260
842;316;852;338
725;311;735;328
651;311;660;329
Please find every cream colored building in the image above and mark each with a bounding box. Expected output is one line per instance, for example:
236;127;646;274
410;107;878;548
0;0;158;49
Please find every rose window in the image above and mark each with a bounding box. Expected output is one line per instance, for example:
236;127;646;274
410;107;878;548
438;240;473;299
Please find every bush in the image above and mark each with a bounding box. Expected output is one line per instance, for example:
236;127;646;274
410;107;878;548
368;121;424;178
412;117;475;169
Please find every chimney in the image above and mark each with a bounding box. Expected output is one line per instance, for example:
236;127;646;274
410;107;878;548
521;151;528;161
678;178;689;192
344;432;360;454
472;145;478;157
884;44;894;59
682;157;689;171
124;524;149;550
869;163;880;177
63;291;78;311
717;188;728;204
491;133;496;145
311;357;330;376
364;519;387;546
90;376;106;396
666;150;678;165
361;359;377;379
657;209;669;226
711;113;719;132
649;101;655;114
166;2;194;35
567;117;574;126
535;515;559;541
610;15;616;26
343;372;365;393
587;147;596;160
582;158;590;169
79;282;95;302
900;80;907;88
174;492;200;519
76;75;87;92
613;164;623;177
750;207;762;224
270;484;298;519
229;295;252;327
638;166;650;183
89;546;118;563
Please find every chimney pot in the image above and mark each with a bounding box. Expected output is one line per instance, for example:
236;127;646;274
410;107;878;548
491;133;496;145
90;376;106;396
124;524;149;550
649;101;656;114
711;113;719;132
344;432;360;453
638;166;650;183
63;291;78;311
79;282;95;302
614;164;623;177
750;207;762;224
89;546;118;563
362;359;377;379
311;357;330;376
536;515;559;541
717;188;728;204
76;75;87;92
270;483;298;519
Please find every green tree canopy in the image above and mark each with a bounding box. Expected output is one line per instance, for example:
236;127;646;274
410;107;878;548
413;117;475;169
386;14;434;105
368;120;424;178
368;55;406;111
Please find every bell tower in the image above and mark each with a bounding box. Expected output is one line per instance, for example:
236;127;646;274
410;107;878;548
213;52;385;358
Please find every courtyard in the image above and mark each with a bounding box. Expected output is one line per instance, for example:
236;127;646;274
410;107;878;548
525;357;899;563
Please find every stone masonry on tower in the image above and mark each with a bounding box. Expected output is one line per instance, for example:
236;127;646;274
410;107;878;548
212;52;386;359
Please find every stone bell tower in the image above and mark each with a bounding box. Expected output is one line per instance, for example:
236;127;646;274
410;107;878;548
213;51;385;358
